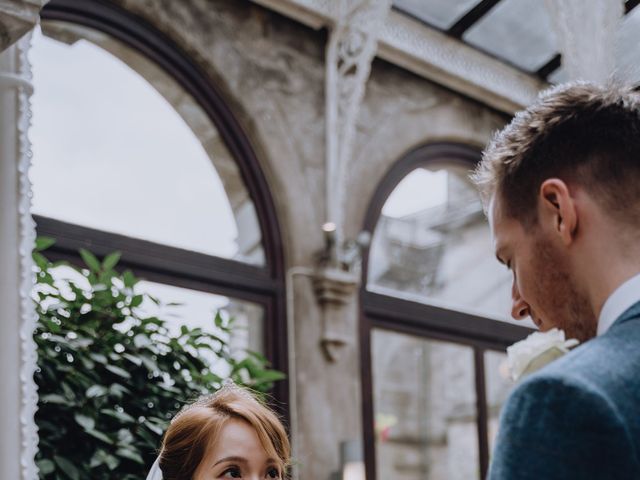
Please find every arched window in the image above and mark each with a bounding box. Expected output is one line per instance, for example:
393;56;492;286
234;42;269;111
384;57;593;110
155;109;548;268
32;1;287;405
361;143;533;480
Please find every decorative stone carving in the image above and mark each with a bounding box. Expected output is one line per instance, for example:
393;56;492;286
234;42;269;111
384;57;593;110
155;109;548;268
0;0;48;52
0;32;39;480
316;0;389;362
313;265;360;362
545;0;623;82
325;0;391;244
313;225;370;362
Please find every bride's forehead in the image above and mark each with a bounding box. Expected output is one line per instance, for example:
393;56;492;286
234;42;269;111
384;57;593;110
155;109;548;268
210;419;268;455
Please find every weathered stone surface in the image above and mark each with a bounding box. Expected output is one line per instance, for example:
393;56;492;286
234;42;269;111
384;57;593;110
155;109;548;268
0;0;47;52
101;1;509;478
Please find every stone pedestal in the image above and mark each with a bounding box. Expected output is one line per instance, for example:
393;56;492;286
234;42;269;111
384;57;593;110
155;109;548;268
313;266;360;361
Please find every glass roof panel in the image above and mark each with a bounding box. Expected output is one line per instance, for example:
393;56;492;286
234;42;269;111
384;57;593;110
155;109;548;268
393;0;481;30
464;0;558;72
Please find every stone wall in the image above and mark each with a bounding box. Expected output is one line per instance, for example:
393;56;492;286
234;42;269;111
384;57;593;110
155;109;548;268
103;1;509;478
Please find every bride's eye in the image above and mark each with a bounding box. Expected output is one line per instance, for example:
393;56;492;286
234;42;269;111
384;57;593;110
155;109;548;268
221;467;242;478
266;467;280;478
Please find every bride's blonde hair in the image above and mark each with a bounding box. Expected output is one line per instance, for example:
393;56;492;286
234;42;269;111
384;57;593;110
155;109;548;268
158;386;290;480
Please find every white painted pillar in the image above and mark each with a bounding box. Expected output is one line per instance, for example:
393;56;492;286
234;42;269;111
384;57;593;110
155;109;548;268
0;32;39;480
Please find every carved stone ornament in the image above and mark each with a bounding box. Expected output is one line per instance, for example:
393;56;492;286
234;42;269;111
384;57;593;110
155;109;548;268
0;0;48;51
313;265;360;362
325;0;391;242
545;0;623;82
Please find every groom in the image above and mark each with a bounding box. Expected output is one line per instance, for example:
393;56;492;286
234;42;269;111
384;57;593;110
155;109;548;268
473;82;640;479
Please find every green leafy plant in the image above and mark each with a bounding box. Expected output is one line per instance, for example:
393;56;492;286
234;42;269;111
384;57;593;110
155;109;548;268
33;238;285;480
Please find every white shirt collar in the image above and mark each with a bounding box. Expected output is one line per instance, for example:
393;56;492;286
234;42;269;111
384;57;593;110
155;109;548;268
598;272;640;336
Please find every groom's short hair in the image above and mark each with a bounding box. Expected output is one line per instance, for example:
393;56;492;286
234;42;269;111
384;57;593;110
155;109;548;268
473;82;640;227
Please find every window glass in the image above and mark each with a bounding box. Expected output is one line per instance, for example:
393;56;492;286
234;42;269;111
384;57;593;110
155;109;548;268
393;0;480;30
372;329;479;480
464;0;557;72
138;280;264;359
29;22;264;265
46;266;264;375
367;163;532;327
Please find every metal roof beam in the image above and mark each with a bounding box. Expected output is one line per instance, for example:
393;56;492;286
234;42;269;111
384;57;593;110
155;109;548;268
448;0;503;38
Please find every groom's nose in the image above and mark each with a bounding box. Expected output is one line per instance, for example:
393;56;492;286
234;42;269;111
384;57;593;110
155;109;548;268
511;283;530;320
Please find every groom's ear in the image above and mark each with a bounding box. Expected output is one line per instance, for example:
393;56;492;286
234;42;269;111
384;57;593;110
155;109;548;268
538;178;577;246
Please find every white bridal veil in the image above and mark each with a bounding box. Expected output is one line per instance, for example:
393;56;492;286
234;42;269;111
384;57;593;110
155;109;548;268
145;456;163;480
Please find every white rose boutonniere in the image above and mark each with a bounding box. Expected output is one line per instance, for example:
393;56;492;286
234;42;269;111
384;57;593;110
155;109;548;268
506;328;580;381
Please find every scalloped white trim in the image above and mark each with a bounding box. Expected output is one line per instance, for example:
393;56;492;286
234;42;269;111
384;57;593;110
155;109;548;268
16;31;39;480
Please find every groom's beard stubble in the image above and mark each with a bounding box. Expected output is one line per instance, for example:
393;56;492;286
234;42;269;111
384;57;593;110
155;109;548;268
533;238;597;343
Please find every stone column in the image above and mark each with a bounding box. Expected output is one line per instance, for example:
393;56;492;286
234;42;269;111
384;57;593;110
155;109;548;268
545;0;623;82
0;32;39;480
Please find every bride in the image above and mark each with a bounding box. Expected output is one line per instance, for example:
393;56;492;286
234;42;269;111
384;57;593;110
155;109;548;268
146;382;290;479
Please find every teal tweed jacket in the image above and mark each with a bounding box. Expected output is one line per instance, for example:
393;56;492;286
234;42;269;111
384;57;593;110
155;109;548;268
488;302;640;479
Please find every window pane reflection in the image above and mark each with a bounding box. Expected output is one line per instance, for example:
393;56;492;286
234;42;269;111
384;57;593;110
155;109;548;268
367;164;532;327
372;329;479;480
29;22;264;265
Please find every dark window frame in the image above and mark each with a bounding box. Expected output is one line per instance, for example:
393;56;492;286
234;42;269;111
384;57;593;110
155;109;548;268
38;0;289;417
359;142;533;479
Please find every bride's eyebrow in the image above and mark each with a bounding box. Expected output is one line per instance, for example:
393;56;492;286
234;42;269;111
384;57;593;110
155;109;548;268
213;456;247;467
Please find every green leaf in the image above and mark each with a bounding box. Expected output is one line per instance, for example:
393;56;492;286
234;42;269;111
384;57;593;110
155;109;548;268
109;383;132;398
89;450;120;470
79;249;101;272
35;236;56;252
36;458;55;474
105;365;132;379
89;353;108;365
74;413;95;431
86;385;108;398
40;394;72;406
101;409;136;424
122;353;142;366
145;421;164;436
85;428;114;445
32;251;49;270
122;270;137;288
130;295;144;308
116;448;145;465
102;251;121;271
54;455;81;480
